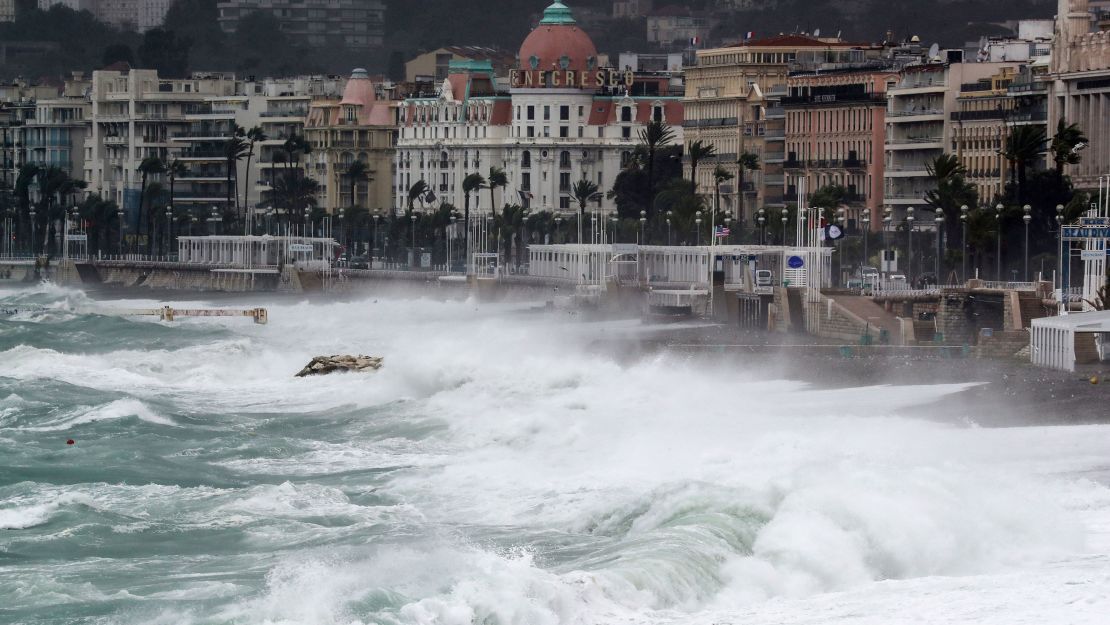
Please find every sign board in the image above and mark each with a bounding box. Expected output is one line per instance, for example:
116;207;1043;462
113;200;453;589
787;255;805;269
1079;217;1110;226
288;243;314;253
509;67;634;90
754;286;773;295
1063;226;1110;239
420;252;432;268
1080;249;1107;261
67;234;87;242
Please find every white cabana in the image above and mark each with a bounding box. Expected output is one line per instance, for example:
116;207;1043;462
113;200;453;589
1031;310;1110;371
177;236;337;269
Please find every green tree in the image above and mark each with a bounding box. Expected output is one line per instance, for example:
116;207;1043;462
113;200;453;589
687;139;716;195
165;158;187;232
1002;124;1046;204
345;159;372;208
638;120;675;208
736;152;760;223
137;28;191;78
461;172;486;256
1050;119;1087;192
712;165;734;221
407;179;429;211
924;154;978;244
241;126;266;218
137;156;165;254
487;166;508;214
223;128;248;224
571;179;601;244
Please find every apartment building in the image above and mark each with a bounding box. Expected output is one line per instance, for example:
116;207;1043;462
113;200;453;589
683;35;874;224
646;6;714;47
1049;0;1110;190
36;0;171;31
1;0;17;22
217;0;386;49
785;68;899;230
882;58;1019;221
303;69;397;213
404;46;515;83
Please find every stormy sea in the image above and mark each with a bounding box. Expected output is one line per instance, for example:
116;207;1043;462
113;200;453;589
2;283;1109;625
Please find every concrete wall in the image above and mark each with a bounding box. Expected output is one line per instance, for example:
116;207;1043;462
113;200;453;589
976;329;1030;359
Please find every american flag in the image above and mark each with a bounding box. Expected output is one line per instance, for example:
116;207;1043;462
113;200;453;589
714;226;730;238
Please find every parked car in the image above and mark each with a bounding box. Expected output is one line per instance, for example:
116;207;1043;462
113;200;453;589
755;269;773;287
349;256;369;269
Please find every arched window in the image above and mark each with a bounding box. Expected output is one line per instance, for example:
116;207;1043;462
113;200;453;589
521;150;531;168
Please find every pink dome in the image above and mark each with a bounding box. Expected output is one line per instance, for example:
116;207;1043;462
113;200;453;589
518;2;598;74
339;68;377;107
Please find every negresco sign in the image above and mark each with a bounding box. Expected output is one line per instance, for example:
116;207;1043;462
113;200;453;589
509;68;634;89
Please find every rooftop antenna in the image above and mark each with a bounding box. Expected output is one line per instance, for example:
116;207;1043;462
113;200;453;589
928;43;940;60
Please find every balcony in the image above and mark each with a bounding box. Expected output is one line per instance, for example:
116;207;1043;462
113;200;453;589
889;108;944;118
261;108;308;118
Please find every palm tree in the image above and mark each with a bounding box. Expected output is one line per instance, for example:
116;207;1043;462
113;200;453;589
638;120;675;210
15;164;41;252
712;165;734;221
137;156;165;254
345;159;373;209
1050;119;1087;191
407;180;429;211
687;139;716;195
241;125;267;217
166;158;187;224
1002;125;1046;204
487;166;508;213
281;134;313;221
571;179;602;244
223;130;249;224
925;154;977;243
736;152;760;224
461;172;486;263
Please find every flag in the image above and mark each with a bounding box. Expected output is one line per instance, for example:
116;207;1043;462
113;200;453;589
690;36;701;46
424;190;436;204
714;226;730;238
517;189;534;208
744;31;755;41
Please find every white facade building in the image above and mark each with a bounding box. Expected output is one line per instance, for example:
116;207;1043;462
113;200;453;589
394;1;683;217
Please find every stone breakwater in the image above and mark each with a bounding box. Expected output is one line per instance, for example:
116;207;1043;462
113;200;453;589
295;355;384;377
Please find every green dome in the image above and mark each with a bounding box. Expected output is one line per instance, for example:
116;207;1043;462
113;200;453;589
539;1;576;25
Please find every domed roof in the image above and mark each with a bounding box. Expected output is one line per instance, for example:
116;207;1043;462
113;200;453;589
518;1;598;75
340;68;376;107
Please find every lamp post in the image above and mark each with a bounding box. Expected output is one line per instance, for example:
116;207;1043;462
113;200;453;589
836;207;846;283
609;216;617;244
639;209;646;245
995;203;1003;281
555;216;563;244
861;211;870;272
29;208;36;256
934;207;944;283
757;208;765;245
960;204;969;283
410;213;417;266
1022;204;1031;282
883;206;892;275
304;207;311;237
695;210;703;246
666;210;672;245
165;206;173;258
906;206;915;282
1056;203;1065;294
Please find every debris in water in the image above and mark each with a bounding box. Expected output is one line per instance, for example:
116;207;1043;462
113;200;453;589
296;355;383;377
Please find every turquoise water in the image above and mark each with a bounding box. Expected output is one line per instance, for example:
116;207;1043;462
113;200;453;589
2;284;1110;625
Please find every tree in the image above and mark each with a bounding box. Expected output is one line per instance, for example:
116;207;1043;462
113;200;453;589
463;170;490;261
165;158;188;233
101;43;133;67
571;179;602;244
487;166;508;215
736;152;760;222
78;194;120;256
137;28;191;78
1050;119;1087;192
712;165;734;222
810;184;849;221
1002;124;1046;204
241;126;266;220
638;120;675;209
223;129;248;225
609;144;683;219
407;180;429;211
687;139;716;195
273;173;319;227
925;154;978;244
137;156;165;254
345;159;373;208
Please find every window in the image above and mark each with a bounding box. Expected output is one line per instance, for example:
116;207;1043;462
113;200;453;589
521;150;531;168
578;127;583;138
621;107;633;122
560;105;570;121
543;126;551;137
578;106;584;117
559;172;570;191
544;106;550;121
621;151;632;168
559;196;571;209
559;150;571;168
527;126;535;138
560;126;569;138
521;172;531;190
622;126;632;139
653;106;663;122
527;105;535;120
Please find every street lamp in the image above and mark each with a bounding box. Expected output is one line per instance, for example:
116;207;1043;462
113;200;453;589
725;216;733;244
861;210;871;272
666;210;673;245
29;208;36;256
934;207;944;283
639;210;646;245
304;207;312;237
1056;204;1065;293
165;206;173;258
995;203;1003;281
757;208;765;245
883;206;892;275
906;206;915;282
696;210;703;246
1022;204;1032;282
410;213;417;266
960;204;969;283
609;216;617;244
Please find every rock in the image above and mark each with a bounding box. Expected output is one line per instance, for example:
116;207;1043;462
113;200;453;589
296;355;383;377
